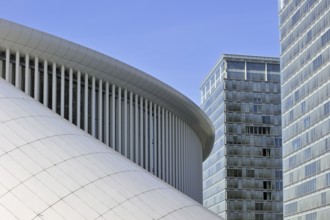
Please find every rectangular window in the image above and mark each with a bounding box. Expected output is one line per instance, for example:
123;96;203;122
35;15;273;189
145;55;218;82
262;116;271;124
255;213;264;220
263;149;271;157
255;203;263;211
275;138;282;148
325;102;330;115
301;101;306;113
275;170;282;179
253;104;262;113
304;116;310;128
321;192;326;205
292;138;301;150
326;173;330;186
263;192;271;200
312;54;322;71
306;212;317;220
276;181;283;190
263;181;271;189
227;169;242;177
227;61;245;70
305;161;319;177
246;170;255;178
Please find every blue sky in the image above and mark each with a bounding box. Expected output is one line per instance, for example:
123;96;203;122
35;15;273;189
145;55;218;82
2;0;280;104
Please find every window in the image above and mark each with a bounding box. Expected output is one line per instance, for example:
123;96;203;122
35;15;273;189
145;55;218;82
321;29;330;47
227;61;245;70
254;97;262;103
293;138;301;150
296;179;316;197
263;192;271;200
285;201;297;215
275;181;283;190
246;126;270;135
253;104;262;113
326;173;330;186
289;110;294;121
247;62;265;71
325;102;330;115
275;171;282;179
312;54;322;71
263;181;271;189
301;101;306;113
263;149;271;157
305;161;319;177
246;170;255;178
262;116;270;124
227;169;242;177
321;192;326;205
255;203;263;211
306;212;317;220
275;138;282;148
304;116;310;128
255;213;264;220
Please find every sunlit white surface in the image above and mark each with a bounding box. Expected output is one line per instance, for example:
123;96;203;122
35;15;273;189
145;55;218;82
0;79;221;219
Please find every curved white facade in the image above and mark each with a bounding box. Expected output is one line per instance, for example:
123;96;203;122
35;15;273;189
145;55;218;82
0;18;214;202
0;79;221;219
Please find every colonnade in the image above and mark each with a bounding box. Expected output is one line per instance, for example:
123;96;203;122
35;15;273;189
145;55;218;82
0;48;203;202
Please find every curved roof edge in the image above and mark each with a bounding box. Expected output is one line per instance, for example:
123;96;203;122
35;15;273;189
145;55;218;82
0;18;214;160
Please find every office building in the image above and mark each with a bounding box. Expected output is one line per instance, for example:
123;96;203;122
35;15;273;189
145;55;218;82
279;0;330;219
201;54;282;220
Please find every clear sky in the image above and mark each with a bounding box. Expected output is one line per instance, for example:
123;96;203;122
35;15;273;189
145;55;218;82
2;0;280;104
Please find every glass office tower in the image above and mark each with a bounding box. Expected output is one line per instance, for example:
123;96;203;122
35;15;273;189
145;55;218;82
279;0;330;219
201;54;283;220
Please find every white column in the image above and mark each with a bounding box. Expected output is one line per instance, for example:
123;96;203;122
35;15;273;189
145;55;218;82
144;99;149;170
84;73;89;132
183;123;186;193
43;60;48;106
25;54;31;95
178;120;181;190
52;63;57;112
98;79;103;141
150;101;154;173
69;68;73;122
15;51;20;88
157;105;161;177
181;121;184;191
175;116;179;188
161;107;165;180
165;110;169;182
123;89;128;156
5;48;10;82
129;92;134;160
34;57;39;101
140;96;144;167
111;84;116;148
105;82;110;145
60;66;65;117
134;94;139;163
91;76;96;137
169;113;172;186
153;103;157;175
77;71;81;127
117;86;122;153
